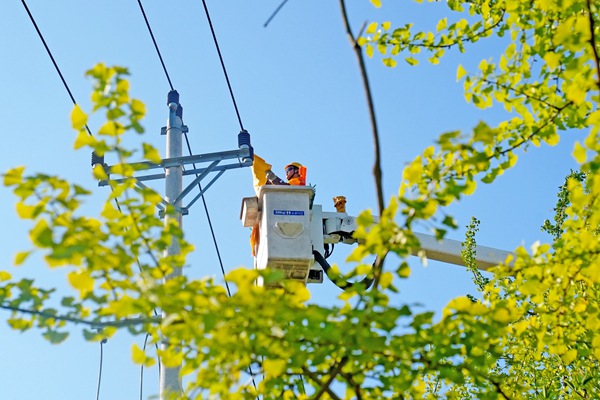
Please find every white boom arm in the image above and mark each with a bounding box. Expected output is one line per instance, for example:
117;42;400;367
241;186;511;287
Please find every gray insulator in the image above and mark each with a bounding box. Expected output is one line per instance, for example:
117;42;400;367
238;129;251;148
167;90;179;105
91;151;104;166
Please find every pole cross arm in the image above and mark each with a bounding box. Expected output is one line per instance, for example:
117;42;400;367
97;147;252;187
97;147;252;216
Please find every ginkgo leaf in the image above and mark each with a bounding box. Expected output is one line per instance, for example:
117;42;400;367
3;166;24;186
457;64;467;81
263;359;287;377
71;105;87;130
573;142;587;163
67;270;94;298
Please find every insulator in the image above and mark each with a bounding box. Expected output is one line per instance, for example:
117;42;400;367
176;104;183;119
238;129;251;148
91;151;104;166
167;90;179;105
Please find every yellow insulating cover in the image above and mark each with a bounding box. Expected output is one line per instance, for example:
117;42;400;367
251;154;272;195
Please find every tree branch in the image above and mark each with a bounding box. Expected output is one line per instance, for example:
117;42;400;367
585;0;600;91
339;0;385;215
301;367;343;400
0;303;159;328
311;356;348;399
340;370;363;400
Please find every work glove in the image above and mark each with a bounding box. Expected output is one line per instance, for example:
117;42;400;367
265;170;278;181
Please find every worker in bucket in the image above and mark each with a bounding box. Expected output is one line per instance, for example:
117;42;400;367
266;162;306;186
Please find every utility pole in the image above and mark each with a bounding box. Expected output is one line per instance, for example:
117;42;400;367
97;88;253;399
160;90;184;399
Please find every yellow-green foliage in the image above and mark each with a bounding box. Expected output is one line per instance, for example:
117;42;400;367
1;0;600;398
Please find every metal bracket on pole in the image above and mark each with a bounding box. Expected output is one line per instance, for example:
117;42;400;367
98;145;252;217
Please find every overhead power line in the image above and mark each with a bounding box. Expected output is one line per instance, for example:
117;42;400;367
136;0;175;91
134;0;244;296
20;0;92;136
96;339;107;400
264;0;291;27
200;0;245;131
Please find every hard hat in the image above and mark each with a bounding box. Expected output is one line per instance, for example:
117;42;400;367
284;162;302;170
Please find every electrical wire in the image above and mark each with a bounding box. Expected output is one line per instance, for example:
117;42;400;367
139;333;150;400
263;0;291;28
136;0;175;91
20;0;92;136
96;338;107;400
200;0;245;131
20;6;161;400
24;0;253;395
194;2;260;393
133;0;256;394
182;136;233;297
133;0;234;297
20;0;125;217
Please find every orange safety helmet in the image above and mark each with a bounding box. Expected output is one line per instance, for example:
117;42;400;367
284;162;302;171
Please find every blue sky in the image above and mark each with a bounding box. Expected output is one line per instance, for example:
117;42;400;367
0;1;584;399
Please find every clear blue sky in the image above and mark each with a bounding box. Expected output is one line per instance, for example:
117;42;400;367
0;1;583;399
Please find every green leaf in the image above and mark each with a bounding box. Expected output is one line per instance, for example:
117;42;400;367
573;142;587;163
74;131;98;150
67;270;94;298
544;133;560;146
366;22;378;35
3;166;25;186
397;262;410;278
142;143;162;163
382;57;397;67
0;270;12;281
456;64;467;81
16;203;40;219
43;330;69;344
83;329;105;342
263;359;287;378
132;343;155;367
14;251;31;266
30;219;53;247
436;18;447;32
71;105;88;130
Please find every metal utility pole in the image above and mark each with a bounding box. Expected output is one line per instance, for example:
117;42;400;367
160;90;184;399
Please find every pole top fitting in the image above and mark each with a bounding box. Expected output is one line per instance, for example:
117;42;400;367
167;90;179;105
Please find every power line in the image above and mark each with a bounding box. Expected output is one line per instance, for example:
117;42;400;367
133;0;242;295
140;333;149;400
264;0;291;27
136;0;175;91
200;0;246;131
23;0;255;394
20;0;93;137
19;7;164;398
195;3;258;394
182;136;232;297
134;0;256;392
96;338;107;400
